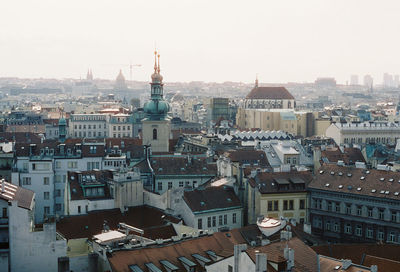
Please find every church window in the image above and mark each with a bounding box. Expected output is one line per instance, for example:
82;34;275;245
153;129;157;140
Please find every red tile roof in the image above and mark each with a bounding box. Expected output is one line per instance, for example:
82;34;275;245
107;231;237;272
246;87;294;100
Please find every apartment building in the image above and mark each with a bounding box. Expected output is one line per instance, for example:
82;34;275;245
309;164;400;243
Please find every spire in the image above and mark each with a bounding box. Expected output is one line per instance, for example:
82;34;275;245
157;53;161;74
154;50;158;73
255;74;259;88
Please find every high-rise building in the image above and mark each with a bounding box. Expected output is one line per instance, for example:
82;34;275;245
209;97;229;123
363;75;373;89
383;73;394;88
350;75;359;85
142;51;171;153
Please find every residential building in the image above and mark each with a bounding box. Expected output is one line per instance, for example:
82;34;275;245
12;139;105;222
308;164;400;243
65;170;114;216
0;179;67;272
69;113;109;138
136;154;217;194
246;171;312;225
326;121;400;146
180;186;242;232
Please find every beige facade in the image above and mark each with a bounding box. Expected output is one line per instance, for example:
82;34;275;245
142;119;170;152
247;189;307;225
314;118;331;136
236;108;314;137
326;122;400;146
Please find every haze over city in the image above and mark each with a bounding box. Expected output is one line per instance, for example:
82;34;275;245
1;0;400;83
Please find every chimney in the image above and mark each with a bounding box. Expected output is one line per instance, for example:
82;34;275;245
255;253;267;272
370;265;378;272
342;259;352;270
284;247;294;271
234;244;247;272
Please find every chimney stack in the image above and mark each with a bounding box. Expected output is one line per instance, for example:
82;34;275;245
234;244;247;272
284;247;294;271
255;253;267;272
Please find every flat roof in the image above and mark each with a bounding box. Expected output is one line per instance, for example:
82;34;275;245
93;230;125;243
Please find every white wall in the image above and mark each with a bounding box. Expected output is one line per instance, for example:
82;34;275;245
8;200;67;272
205;252;255;272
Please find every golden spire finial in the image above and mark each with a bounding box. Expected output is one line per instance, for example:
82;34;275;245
157;53;161;74
154;50;158;73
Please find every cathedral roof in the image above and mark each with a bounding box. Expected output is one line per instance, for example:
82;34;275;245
246;87;294;100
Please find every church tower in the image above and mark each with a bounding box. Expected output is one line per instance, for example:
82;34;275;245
142;51;171;152
58;112;67;143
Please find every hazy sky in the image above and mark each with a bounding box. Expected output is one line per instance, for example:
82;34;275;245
1;0;399;84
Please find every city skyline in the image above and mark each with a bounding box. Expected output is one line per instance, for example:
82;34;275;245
1;0;400;84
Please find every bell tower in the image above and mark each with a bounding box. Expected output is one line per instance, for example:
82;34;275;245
142;51;171;152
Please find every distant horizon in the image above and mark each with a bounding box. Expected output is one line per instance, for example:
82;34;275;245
1;0;400;84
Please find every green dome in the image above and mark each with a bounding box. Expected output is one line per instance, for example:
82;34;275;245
58;117;67;126
144;100;170;119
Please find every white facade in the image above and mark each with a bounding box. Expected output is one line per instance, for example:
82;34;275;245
326;121;400;146
67;198;115;216
69;114;109;138
179;200;242;233
7;197;67;271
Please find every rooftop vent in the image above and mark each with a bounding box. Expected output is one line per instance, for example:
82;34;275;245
380;178;385;182
357;187;362;191
338;185;343;189
338;172;343;176
325;183;330;187
371;189;376;193
360;176;365;180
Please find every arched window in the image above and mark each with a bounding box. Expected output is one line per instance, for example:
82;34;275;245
153;128;157;140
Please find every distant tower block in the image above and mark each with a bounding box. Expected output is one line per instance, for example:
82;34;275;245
142;51;171;152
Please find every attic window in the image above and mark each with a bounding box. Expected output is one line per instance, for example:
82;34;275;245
347;173;352;177
360;176;365;180
181;168;185;171
159;168;163;171
371;189;376;193
338;172;343;176
380;178;385;181
380;190;385;194
334;266;341;270
385;191;390;195
395;192;399;196
319;170;324;174
338;185;343;189
347;185;352;190
366;170;370;174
